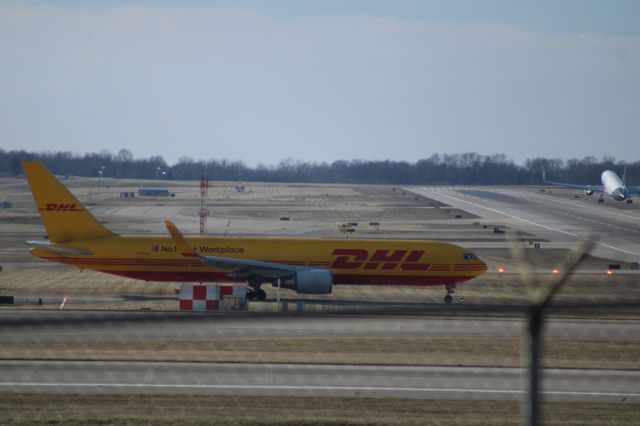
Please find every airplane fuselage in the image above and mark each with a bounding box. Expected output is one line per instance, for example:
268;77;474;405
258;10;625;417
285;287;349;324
30;234;487;286
601;170;629;201
22;159;486;301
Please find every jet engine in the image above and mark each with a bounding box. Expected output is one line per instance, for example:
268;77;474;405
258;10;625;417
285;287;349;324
279;269;333;294
584;188;594;196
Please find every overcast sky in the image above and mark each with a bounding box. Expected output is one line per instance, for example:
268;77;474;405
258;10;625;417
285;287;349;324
1;1;639;166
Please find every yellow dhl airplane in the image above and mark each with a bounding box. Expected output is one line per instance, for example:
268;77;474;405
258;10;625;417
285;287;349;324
22;161;486;303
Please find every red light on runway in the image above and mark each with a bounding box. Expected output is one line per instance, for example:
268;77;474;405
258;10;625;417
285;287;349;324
607;269;614;276
498;267;505;273
552;268;559;274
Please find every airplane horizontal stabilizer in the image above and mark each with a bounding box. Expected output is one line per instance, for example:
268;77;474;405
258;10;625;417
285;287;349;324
27;240;93;256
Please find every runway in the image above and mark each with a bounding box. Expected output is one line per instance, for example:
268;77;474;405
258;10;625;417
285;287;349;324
2;311;639;343
1;360;638;402
409;186;640;263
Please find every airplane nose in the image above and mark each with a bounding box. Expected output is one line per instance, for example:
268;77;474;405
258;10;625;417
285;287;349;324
478;258;487;272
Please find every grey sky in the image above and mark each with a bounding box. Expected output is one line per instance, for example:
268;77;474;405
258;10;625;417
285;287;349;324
1;1;639;166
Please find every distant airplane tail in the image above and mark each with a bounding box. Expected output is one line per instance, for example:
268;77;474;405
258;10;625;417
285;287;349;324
22;161;115;243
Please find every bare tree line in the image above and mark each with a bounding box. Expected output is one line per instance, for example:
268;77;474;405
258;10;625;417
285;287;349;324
1;148;637;186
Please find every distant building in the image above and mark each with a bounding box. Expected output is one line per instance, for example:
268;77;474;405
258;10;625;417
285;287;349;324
138;186;170;197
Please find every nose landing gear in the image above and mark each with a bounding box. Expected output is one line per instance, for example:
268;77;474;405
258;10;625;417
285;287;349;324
444;284;456;304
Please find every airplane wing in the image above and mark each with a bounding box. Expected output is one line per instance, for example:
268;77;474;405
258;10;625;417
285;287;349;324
164;221;309;280
542;171;605;193
627;187;640;195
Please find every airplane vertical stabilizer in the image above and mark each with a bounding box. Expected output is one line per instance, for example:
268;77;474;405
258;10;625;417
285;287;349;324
22;161;114;242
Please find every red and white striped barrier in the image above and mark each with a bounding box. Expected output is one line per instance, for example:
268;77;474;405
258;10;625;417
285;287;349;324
179;284;247;311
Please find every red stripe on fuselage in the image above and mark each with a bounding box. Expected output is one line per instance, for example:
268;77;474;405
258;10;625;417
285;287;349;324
332;274;476;285
100;269;476;286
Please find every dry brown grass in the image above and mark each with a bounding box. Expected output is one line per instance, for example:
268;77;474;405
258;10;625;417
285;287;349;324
0;177;471;238
2;338;638;370
0;394;637;425
2;261;639;307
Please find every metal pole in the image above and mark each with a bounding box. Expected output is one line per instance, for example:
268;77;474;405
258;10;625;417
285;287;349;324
277;279;281;312
507;234;594;426
525;305;543;426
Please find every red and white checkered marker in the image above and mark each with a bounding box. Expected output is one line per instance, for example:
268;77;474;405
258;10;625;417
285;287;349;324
178;284;246;311
59;296;68;310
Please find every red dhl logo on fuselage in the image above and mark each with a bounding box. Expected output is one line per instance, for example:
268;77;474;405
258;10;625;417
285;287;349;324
330;249;429;271
41;203;84;212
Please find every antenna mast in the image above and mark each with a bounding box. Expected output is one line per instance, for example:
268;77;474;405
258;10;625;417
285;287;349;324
199;170;209;235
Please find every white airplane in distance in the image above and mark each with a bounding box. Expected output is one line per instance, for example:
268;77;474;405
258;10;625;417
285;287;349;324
543;167;640;204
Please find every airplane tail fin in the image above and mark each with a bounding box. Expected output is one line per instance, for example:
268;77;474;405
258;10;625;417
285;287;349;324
22;161;115;243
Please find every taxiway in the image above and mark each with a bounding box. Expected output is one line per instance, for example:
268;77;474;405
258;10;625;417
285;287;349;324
1;360;638;403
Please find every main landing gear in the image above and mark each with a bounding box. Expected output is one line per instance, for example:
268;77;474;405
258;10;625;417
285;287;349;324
246;288;266;301
444;284;455;304
246;277;267;301
598;195;604;203
627;198;633;204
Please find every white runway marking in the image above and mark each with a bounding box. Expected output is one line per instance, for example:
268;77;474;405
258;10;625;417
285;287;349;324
1;382;639;399
424;189;578;236
545;210;636;233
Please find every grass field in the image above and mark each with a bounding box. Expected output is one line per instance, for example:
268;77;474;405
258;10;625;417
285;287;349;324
2;338;638;370
1;394;638;426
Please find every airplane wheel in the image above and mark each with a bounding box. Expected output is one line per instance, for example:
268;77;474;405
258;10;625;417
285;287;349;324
246;289;255;300
627;199;633;204
256;289;267;301
444;294;453;304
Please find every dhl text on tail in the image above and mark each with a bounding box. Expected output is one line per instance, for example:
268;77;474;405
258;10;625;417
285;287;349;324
22;161;486;303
